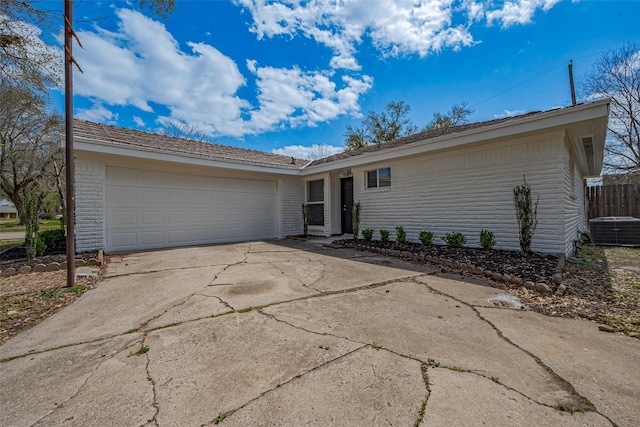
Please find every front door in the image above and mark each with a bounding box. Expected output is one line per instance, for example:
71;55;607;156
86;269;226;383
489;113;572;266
341;177;354;234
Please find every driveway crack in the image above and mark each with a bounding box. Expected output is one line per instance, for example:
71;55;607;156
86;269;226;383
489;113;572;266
412;279;615;422
205;344;367;424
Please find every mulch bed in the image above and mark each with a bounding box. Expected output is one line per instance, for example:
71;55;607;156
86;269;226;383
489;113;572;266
335;239;559;285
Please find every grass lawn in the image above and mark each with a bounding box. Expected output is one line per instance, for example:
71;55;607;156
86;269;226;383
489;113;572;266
0;219;61;233
0;239;23;252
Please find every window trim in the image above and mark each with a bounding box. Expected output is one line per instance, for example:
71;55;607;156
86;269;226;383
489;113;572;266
306;179;325;226
366;167;391;189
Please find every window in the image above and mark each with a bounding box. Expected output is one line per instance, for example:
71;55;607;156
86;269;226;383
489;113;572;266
366;167;391;189
307;179;324;226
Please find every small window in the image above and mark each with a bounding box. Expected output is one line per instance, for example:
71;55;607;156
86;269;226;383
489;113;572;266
307;179;324;226
366;167;391;189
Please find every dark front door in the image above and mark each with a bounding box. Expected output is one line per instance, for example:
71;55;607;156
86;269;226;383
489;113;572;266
341;177;354;234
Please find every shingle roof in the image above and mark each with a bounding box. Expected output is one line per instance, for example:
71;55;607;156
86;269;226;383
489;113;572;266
75;104;575;170
73;119;310;169
306;108;554;167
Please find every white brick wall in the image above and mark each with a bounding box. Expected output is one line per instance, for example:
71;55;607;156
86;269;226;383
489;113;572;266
75;157;105;252
349;134;568;254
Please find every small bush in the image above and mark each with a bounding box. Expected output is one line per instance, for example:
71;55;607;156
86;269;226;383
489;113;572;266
395;226;407;244
38;229;66;252
419;231;435;245
479;230;496;249
362;228;374;241
352;202;362;240
380;229;390;242
442;232;466;248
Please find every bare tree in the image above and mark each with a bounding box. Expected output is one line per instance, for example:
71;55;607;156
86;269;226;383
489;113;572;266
0;81;62;224
160;118;214;142
581;41;640;173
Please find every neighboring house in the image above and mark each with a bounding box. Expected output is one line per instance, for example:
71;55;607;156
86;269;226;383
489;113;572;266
73;99;609;256
0;199;18;220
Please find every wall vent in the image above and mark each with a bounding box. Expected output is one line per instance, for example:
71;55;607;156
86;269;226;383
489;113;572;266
589;217;640;246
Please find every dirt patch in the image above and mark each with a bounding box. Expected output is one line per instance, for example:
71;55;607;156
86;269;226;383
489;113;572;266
517;246;640;337
0;267;103;346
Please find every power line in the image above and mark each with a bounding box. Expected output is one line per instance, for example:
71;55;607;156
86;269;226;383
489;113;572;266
470;50;607;108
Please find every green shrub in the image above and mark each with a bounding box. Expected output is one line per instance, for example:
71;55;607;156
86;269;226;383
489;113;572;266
352;201;362;240
380;229;390;242
513;175;539;253
39;229;66;252
442;232;466;248
395;226;407;244
362;228;374;241
419;231;435;245
479;229;496;249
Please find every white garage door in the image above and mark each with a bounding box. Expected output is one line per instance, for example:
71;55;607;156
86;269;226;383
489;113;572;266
106;167;278;252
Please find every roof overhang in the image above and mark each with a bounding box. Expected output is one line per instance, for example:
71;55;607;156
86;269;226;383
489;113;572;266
73;136;302;176
301;99;611;177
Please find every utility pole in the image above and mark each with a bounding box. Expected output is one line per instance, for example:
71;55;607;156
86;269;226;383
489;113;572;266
568;60;577;106
64;0;83;287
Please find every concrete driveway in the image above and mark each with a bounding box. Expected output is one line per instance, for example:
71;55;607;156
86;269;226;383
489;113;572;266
1;240;639;427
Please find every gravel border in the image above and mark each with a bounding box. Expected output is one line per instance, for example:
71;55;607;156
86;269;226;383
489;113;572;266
0;250;104;277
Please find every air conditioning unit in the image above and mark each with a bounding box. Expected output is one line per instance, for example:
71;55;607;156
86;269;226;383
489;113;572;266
589;217;640;246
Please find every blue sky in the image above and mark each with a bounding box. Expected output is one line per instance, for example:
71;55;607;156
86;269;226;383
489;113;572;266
42;0;639;158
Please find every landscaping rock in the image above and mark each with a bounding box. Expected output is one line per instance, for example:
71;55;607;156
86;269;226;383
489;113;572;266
598;324;616;333
88;258;101;267
491;272;503;281
534;282;552;294
523;281;535;290
76;259;87;267
501;274;512;283
510;277;523;286
484;270;494;278
1;268;17;277
45;262;60;271
33;264;47;272
553;273;562;284
555;284;567;296
18;266;31;274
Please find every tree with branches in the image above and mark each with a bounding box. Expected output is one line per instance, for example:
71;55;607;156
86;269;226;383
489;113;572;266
344;101;418;150
581;41;640;173
344;101;472;150
0;80;63;225
424;102;473;131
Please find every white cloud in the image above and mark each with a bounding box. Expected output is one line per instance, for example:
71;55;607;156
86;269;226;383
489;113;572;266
76;103;118;123
133;116;145;127
272;143;344;160
74;9;371;138
495;108;525;118
247;62;372;133
486;0;561;28
235;0;565;69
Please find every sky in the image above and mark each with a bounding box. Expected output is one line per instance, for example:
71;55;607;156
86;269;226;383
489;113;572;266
40;0;639;159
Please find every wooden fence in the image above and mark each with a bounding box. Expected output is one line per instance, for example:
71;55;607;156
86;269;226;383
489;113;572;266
587;184;640;219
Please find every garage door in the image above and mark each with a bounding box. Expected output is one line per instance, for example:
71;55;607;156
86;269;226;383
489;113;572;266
106;167;278;252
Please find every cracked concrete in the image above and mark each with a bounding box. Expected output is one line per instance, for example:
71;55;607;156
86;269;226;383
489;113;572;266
1;240;638;426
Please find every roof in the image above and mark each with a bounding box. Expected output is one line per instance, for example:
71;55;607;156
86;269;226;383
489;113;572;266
73;119;310;170
74;100;609;174
307;109;548;167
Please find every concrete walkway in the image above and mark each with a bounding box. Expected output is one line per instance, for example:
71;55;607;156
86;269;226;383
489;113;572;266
1;240;638;426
